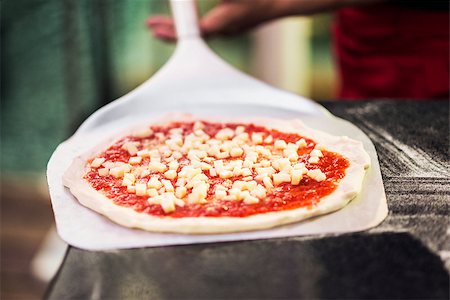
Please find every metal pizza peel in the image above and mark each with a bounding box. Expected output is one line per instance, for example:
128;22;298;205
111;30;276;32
47;0;387;250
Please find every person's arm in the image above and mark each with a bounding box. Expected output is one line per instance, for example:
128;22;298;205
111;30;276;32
147;0;384;41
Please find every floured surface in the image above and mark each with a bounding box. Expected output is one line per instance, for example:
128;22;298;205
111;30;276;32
48;112;387;250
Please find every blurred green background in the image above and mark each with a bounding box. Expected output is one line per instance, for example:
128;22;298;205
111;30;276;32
1;0;336;176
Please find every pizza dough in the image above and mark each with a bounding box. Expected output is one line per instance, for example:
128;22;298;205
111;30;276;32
63;113;370;234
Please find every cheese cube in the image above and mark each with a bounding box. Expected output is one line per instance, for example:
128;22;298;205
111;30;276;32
290;169;303;185
243;195;259;204
175;186;187;199
200;162;212;171
148;162;167;173
273;173;291;185
135;183;147;196
175;178;186;187
147;188;159;197
264;135;273;144
91;157;105;168
251;133;263;144
147;177;162;189
308;156;320;164
235;126;245;134
133;128;153;138
164;170;177;180
98;168;109;177
128;156;142;165
122;142;139;155
307;169;326;182
215;189;227;199
213;160;224;172
230;147;244;157
215;128;234;140
137;149;150;157
272;158;291;171
219;170;233;179
193;121;204;130
251;184;267;199
274;140;287;149
160;193;176;213
296;138;307;148
315;143;326;150
167;160;178;171
263;176;274;189
209;168;217;177
109;167;124;178
310;149;324;157
256;167;276;176
175;199;185;207
241;168;252;177
122;173;135;184
127;185;136;193
216;151;230;159
162;179;175;192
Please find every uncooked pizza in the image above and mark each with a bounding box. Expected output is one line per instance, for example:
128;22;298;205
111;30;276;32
63;114;370;234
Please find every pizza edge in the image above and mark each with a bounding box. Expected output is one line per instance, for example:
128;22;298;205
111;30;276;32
63;114;371;234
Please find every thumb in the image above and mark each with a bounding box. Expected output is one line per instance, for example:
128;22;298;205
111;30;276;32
200;3;251;37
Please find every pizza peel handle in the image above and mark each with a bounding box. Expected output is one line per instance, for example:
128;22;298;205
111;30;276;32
170;0;201;40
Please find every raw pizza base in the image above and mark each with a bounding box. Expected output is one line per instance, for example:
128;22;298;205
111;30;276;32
63;113;370;234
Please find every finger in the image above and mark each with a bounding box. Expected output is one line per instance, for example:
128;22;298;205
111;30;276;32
200;3;249;37
152;26;177;42
146;15;174;28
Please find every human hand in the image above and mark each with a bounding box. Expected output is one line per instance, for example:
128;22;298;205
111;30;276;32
146;0;283;42
146;0;381;41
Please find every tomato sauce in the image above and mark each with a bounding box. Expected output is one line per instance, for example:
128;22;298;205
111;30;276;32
85;121;349;218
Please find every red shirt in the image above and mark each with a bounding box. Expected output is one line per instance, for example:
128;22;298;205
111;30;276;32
333;3;449;100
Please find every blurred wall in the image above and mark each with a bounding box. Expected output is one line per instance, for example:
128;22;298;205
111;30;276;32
1;0;335;175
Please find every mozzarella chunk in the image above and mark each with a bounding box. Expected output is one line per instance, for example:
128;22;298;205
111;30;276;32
122;142;139;155
133;128;153;138
273;173;291;185
160;193;176;213
175;186;187;199
307;169;326;181
168;160;179;171
274;140;287;149
290;169;303;185
147;177;162;189
251;184;267;199
128;156;142;165
251;133;263;144
230;147;244;157
137;149;150;157
264;135;273;144
310;149;323;157
164;169;177;180
296;138;307;148
147;188;159;197
219;170;233;179
162;179;175;192
98;168;109;177
308;156;320;164
262;176;274;189
215;128;234;140
135;183;147;196
109;167;124;178
148;162;167;173
91;157;105;168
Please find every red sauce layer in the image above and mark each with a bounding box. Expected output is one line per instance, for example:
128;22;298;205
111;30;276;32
85;121;349;218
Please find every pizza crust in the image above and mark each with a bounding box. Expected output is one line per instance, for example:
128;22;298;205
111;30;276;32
63;113;370;234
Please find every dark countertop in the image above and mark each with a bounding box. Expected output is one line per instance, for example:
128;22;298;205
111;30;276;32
46;101;450;299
